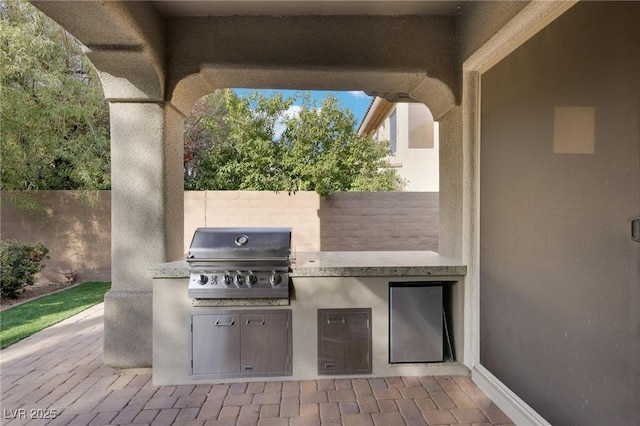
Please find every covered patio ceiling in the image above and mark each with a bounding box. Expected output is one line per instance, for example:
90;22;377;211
30;0;468;118
151;1;467;17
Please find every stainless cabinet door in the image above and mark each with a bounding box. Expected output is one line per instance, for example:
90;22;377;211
191;314;240;376
240;313;289;374
319;309;371;374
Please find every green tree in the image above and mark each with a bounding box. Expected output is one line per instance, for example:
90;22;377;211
184;90;230;186
185;90;403;196
281;94;402;195
0;0;110;190
185;90;294;191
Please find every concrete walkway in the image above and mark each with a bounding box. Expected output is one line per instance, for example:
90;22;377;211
1;304;514;425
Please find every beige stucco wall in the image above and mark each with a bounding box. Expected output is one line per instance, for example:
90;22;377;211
370;103;440;192
0;191;111;284
391;103;439;192
359;98;440;192
478;2;639;424
2;190;439;284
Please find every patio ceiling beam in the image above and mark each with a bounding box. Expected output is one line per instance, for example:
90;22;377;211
166;15;460;118
30;0;166;102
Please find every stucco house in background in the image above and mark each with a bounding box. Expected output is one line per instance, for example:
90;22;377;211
27;1;639;425
359;98;439;192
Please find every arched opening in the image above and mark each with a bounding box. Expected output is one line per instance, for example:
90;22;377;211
180;87;441;253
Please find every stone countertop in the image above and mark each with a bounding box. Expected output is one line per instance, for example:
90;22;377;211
149;260;191;278
149;251;466;278
291;251;466;277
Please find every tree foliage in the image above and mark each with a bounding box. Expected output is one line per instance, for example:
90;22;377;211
1;0;400;195
185;90;403;196
0;0;110;190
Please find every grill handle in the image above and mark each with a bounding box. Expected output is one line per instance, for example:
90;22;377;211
187;256;289;261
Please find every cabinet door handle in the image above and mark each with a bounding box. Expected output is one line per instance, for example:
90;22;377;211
214;319;234;326
632;218;640;243
246;318;265;326
327;316;345;324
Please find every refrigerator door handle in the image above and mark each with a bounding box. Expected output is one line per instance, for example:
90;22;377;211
632;218;640;243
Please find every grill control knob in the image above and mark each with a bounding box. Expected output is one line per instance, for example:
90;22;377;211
197;275;209;285
246;274;257;286
234;274;244;286
269;273;282;287
222;274;232;286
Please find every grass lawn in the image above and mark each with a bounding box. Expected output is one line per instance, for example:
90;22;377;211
0;282;110;349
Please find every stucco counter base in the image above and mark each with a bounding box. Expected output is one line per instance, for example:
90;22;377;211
151;251;467;385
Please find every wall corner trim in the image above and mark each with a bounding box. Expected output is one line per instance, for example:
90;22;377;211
472;365;551;426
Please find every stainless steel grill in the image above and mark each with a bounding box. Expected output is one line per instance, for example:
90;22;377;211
187;227;291;299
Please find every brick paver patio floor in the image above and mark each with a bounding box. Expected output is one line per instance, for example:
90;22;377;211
0;303;514;425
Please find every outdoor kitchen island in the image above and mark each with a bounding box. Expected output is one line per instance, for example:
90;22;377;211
150;251;467;385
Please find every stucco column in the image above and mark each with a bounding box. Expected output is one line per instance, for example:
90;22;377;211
438;106;463;260
104;101;184;368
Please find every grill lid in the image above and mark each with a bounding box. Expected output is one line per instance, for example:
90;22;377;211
187;227;292;263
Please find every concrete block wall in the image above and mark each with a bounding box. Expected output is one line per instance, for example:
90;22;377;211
183;191;321;254
0;191;112;284
185;191;439;253
1;190;439;284
318;192;439;251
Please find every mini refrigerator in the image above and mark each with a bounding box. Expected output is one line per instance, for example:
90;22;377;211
389;283;443;363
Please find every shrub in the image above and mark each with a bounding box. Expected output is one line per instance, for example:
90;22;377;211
0;240;50;299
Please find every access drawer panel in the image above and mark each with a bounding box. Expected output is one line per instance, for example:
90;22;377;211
318;308;371;375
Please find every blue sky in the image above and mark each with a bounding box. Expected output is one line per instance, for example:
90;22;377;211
233;89;374;127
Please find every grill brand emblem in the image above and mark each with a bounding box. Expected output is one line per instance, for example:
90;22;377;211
235;234;249;246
